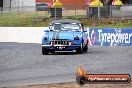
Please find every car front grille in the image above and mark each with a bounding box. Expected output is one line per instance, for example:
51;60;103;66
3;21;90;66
50;40;71;45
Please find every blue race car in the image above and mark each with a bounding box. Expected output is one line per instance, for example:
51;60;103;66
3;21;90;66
42;19;88;55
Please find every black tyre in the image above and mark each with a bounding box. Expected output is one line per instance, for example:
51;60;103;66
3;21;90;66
83;44;88;52
76;45;83;54
76;48;83;54
42;47;49;55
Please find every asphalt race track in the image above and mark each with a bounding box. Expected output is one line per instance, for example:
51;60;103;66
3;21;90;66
0;42;132;87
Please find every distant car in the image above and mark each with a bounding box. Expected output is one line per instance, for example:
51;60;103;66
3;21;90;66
42;19;88;55
36;3;49;11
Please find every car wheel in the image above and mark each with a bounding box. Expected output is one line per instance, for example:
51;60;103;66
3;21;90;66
83;44;88;52
42;47;49;55
76;45;83;54
76;48;83;54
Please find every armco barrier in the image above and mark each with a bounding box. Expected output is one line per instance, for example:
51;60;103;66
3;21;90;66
87;28;132;46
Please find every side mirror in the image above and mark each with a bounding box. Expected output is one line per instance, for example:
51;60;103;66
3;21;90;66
49;26;51;30
49;25;51;30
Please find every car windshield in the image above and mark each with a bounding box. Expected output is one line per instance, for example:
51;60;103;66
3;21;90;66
51;23;81;31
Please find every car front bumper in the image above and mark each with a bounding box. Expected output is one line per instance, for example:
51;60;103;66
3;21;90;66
42;44;81;51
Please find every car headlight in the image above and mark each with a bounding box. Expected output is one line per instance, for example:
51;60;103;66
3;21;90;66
74;36;80;40
69;41;76;45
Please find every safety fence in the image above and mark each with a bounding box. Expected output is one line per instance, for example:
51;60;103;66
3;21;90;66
0;4;132;18
0;4;132;26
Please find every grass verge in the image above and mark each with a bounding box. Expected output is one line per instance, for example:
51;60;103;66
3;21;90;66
0;12;132;27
